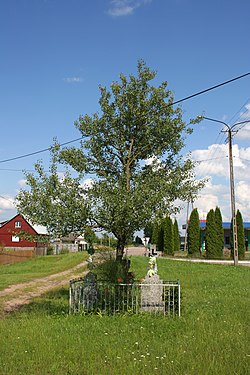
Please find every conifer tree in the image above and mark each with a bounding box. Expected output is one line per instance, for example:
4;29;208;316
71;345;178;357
230;210;245;259
157;223;165;252
205;209;216;258
151;220;159;246
187;208;200;255
173;219;180;253
214;206;224;258
164;216;174;255
236;209;245;259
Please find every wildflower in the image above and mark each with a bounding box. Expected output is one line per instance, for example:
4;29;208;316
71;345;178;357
117;278;123;283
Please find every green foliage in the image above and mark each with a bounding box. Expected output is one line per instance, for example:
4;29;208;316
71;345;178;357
236;210;245;260
157;224;164;252
187;208;200;255
94;255;129;283
135;236;143;245
59;60;204;258
15;145;87;237
173;219;180;253
83;226;96;244
143;222;153;242
214;206;224;257
163;216;174;255
205;209;217;258
151;220;159;245
230;210;245;260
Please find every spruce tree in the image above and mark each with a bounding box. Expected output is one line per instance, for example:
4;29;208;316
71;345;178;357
164;216;174;255
187;208;200;255
151;220;159;245
214;206;224;258
173;219;180;253
157;223;165;252
236;209;245;259
206;209;216;258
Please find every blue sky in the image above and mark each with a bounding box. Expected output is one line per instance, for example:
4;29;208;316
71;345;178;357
0;0;250;226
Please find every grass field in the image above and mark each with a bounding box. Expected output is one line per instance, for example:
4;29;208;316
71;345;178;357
0;252;88;291
0;255;249;374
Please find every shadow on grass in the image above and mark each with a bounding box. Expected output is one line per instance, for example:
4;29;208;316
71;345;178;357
18;287;69;316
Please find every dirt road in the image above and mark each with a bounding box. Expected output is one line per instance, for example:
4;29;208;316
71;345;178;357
0;260;88;315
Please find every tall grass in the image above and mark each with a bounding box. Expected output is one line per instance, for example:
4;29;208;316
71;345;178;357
0;256;249;374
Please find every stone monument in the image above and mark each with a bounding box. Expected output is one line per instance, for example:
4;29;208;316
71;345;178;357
141;256;164;312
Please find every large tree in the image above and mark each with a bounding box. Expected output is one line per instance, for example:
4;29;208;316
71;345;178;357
60;61;202;259
17;61;203;259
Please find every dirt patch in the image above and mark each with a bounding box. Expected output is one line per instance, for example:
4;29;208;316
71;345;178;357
0;260;88;315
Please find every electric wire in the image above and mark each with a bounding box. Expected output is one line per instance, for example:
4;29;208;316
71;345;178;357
0;137;82;164
0;71;250;165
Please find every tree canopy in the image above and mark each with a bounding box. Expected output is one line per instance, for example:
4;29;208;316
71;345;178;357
16;146;88;237
16;60;203;259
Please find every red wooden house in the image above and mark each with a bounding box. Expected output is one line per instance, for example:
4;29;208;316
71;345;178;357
0;214;48;254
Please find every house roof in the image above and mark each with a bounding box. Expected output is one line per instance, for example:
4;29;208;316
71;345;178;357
0;214;48;235
199;221;250;230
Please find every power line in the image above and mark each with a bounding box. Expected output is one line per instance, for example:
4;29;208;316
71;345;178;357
0;137;82;164
195;155;228;163
0;195;14;204
0;168;67;173
0;71;249;165
171;71;250;106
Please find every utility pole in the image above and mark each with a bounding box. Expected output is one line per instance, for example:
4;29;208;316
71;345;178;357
199;116;250;265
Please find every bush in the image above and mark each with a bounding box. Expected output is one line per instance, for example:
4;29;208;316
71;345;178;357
94;254;131;283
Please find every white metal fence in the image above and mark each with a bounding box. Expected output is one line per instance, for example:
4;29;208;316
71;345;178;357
69;278;180;317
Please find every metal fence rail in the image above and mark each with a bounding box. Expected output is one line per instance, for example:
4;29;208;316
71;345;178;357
69;279;180;317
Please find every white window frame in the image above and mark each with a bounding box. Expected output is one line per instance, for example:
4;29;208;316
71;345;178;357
15;221;22;228
12;235;20;242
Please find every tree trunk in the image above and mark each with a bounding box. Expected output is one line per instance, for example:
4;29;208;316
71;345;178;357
116;237;125;261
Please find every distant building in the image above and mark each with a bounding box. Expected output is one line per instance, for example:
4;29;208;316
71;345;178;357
199;220;250;251
0;213;48;254
183;220;250;251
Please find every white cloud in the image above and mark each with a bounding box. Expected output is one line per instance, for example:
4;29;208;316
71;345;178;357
0;196;15;211
192;143;250;182
17;179;27;187
108;0;151;16
63;77;83;83
81;178;94;190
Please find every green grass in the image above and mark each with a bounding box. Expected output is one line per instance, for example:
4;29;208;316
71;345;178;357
0;256;249;374
0;252;88;290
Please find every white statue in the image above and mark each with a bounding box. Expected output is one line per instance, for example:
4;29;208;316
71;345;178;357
147;255;158;277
